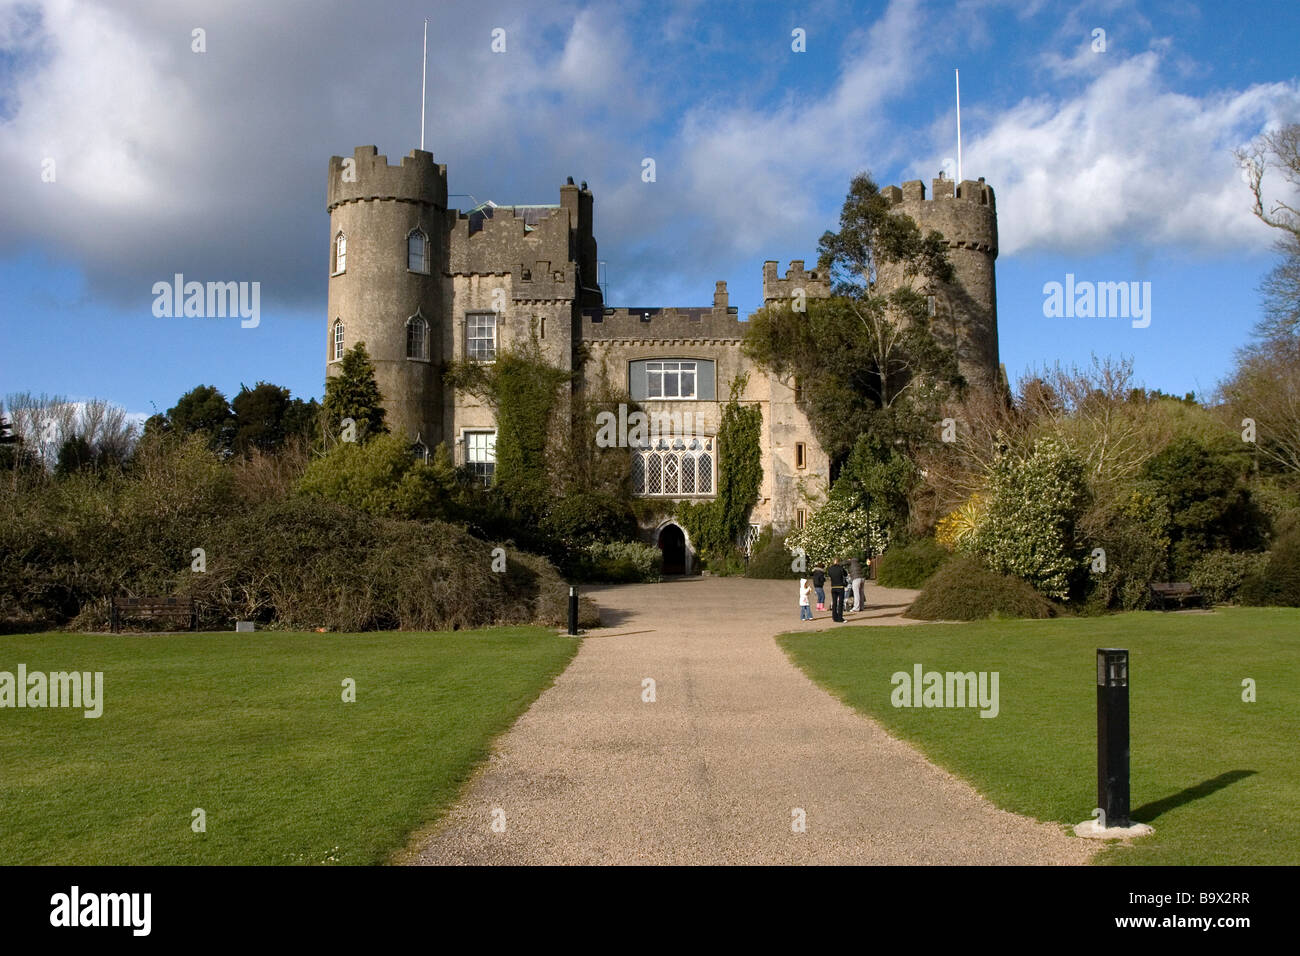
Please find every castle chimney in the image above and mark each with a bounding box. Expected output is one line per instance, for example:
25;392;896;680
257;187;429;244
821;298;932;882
714;280;728;312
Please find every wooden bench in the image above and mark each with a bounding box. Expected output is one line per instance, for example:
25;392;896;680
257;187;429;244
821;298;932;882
111;595;196;633
1149;582;1203;611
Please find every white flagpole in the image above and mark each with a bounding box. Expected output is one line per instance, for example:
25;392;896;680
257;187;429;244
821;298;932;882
420;19;428;150
955;69;962;185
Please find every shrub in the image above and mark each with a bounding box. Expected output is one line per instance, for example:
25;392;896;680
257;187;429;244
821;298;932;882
1188;550;1270;605
877;538;949;588
540;492;638;551
785;488;890;567
746;532;797;579
1079;490;1171;612
577;540;663;584
965;436;1089;599
908;554;1059;621
1238;528;1300;607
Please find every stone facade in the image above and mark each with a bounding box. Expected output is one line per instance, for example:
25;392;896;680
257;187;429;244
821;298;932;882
325;146;999;568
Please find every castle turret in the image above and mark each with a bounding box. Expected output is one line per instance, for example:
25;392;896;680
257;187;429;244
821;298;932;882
326;146;449;443
879;176;999;388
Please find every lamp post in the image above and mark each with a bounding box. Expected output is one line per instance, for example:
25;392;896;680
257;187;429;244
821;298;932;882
1097;648;1130;828
567;586;578;636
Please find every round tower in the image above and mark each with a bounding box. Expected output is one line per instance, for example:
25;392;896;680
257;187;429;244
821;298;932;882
879;177;999;389
326;145;449;445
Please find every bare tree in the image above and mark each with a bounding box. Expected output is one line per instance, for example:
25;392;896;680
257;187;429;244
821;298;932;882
1237;124;1300;343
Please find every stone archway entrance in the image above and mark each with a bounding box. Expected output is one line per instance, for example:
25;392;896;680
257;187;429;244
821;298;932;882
657;523;687;575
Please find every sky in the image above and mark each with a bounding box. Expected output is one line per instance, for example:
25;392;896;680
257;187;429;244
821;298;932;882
1;0;1298;422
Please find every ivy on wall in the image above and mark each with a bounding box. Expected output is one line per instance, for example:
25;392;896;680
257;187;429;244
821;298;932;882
676;375;763;558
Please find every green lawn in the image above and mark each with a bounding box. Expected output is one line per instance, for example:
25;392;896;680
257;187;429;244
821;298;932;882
0;627;577;864
778;607;1300;865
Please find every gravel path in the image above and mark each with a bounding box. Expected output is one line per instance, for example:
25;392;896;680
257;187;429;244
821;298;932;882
408;577;1095;865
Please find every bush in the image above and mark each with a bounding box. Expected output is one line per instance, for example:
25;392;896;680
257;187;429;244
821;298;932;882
746;532;797;579
876;538;948;588
1079;491;1171;612
784;487;890;567
966;437;1089;599
576;540;663;584
539;492;638;550
1239;529;1300;607
907;554;1060;621
1188;550;1269;605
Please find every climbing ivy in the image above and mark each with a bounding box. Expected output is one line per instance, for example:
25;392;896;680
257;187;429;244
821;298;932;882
444;335;570;516
677;375;763;559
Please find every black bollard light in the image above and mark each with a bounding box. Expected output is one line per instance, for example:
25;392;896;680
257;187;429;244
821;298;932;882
567;585;578;636
1096;648;1130;828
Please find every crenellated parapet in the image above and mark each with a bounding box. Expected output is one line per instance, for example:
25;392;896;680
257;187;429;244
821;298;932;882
761;260;832;307
327;146;448;212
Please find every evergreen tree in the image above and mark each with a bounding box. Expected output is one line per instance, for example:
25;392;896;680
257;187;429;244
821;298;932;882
323;343;388;442
167;385;235;451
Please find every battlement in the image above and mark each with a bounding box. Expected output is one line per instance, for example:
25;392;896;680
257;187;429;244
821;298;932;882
762;260;832;306
327;146;448;212
579;280;742;340
883;177;997;256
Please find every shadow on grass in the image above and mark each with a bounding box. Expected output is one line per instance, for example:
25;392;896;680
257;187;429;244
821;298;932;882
1132;770;1258;823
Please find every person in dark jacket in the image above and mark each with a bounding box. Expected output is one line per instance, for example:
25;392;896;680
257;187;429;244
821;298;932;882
827;558;848;622
848;556;865;614
811;564;826;611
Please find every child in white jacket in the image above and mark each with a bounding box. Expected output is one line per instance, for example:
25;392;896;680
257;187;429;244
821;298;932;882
799;577;814;620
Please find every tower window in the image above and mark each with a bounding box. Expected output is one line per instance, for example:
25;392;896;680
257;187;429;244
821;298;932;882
406;314;428;360
794;378;802;403
796;442;806;470
926;294;936;317
332;319;344;361
407;230;429;273
334;232;347;274
796;508;807;529
466;312;497;362
465;430;496;486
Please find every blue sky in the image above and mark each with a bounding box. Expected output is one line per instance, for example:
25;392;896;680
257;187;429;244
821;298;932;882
1;0;1298;421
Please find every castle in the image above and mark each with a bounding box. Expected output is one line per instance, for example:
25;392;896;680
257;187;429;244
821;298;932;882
325;145;999;572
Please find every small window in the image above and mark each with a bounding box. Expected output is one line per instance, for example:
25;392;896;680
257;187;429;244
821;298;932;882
795;442;806;470
332;319;344;361
796;508;807;529
794;379;802;403
926;294;936;317
467;312;497;362
408;230;429;273
465;431;496;486
334;232;347;274
406;314;428;360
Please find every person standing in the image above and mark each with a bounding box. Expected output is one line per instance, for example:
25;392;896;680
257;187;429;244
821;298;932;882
811;563;826;611
828;557;848;622
799;577;814;620
849;555;865;615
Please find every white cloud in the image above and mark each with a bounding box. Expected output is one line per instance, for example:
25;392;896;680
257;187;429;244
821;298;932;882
951;51;1300;255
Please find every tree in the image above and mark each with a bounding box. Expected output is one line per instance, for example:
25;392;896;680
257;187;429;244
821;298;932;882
167;385;234;451
55;435;95;477
744;172;962;476
230;383;317;455
1139;436;1262;576
1219;339;1300;479
323;343;388;442
1236;124;1300;344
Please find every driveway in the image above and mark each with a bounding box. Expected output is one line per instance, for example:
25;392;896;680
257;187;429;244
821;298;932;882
408;576;1095;865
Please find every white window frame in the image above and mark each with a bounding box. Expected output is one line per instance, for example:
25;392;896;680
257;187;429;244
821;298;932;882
646;360;698;400
332;319;344;361
406;313;428;361
407;229;429;274
334;232;347;275
463;429;497;487
466;312;497;363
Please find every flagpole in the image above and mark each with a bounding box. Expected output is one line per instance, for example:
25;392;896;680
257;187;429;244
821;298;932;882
955;68;962;185
420;19;428;150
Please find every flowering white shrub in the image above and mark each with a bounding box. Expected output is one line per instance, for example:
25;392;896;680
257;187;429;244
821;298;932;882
785;494;890;567
963;436;1089;599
